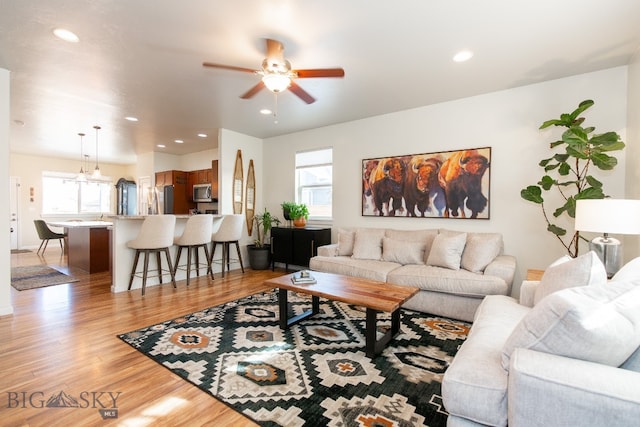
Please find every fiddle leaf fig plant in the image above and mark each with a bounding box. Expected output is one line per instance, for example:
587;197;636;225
520;99;625;257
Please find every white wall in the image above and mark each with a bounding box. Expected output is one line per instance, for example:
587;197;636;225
0;68;12;316
264;67;629;296
626;48;640;258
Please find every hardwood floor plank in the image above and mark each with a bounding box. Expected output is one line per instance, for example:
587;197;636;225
2;251;283;426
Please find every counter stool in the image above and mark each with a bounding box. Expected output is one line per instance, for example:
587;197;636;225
127;215;176;296
209;214;245;278
173;214;214;285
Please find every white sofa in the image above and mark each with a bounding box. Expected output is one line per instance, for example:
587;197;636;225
442;252;640;426
309;227;516;322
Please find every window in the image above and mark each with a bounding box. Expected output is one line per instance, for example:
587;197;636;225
42;172;112;215
295;148;332;219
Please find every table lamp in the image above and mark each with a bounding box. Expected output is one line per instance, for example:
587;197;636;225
574;199;640;278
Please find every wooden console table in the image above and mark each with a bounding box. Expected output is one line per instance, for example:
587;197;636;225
271;226;331;271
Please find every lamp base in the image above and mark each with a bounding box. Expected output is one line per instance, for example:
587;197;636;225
589;236;621;279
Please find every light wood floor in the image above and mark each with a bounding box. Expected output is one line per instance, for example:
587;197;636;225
1;249;287;426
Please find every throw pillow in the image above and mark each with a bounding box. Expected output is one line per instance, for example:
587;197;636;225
385;229;438;262
501;281;640;371
337;229;355;256
533;251;606;305
460;232;503;273
351;229;385;260
382;237;425;265
612;257;640;282
426;232;467;270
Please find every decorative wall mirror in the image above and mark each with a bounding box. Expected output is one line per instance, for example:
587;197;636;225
233;149;243;214
245;159;255;234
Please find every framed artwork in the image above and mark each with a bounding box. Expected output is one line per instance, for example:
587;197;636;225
362;147;491;219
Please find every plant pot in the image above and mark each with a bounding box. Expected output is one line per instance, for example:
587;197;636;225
247;244;271;270
293;217;307;228
283;207;291;221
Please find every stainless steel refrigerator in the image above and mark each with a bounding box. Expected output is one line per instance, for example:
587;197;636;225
115;178;137;215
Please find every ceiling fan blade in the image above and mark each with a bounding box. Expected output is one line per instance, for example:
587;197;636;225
203;62;257;73
240;81;266;99
295;68;345;78
288;81;316;104
265;38;285;61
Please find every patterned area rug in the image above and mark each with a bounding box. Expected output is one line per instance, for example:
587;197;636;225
11;265;78;291
119;291;471;426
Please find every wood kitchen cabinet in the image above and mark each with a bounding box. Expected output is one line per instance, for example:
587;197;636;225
271;226;331;271
187;160;219;202
155;170;192;214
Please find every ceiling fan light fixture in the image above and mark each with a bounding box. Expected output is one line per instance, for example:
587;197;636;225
262;73;291;93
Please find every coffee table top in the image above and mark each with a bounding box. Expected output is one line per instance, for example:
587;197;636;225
264;271;419;313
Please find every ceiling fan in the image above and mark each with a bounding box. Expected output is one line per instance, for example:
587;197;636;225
203;38;345;104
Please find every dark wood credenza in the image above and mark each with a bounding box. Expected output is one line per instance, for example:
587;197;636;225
271;226;331;271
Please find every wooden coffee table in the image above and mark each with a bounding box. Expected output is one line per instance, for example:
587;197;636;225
263;271;419;358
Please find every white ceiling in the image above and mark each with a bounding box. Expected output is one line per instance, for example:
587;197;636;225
1;0;639;165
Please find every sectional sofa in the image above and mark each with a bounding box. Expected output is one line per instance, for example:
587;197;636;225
309;227;516;322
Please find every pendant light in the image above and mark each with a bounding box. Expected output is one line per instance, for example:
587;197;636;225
76;132;87;182
92;125;101;178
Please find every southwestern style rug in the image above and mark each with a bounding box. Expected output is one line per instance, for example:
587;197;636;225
119;291;471;427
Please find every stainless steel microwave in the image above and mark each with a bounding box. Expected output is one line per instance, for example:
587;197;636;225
193;183;212;202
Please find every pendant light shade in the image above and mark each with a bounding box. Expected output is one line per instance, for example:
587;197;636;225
92;125;101;178
77;132;87;182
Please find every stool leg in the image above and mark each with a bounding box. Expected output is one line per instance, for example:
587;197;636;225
194;246;200;277
128;250;141;290
186;245;192;286
142;250;150;296
156;251;163;284
204;243;214;280
164;247;176;288
221;243;227;278
174;246;183;276
235;241;245;273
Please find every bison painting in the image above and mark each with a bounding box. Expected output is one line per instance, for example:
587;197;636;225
404;156;445;217
369;157;406;216
438;149;490;218
362;148;490;218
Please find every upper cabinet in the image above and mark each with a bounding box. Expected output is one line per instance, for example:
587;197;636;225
186;160;219;201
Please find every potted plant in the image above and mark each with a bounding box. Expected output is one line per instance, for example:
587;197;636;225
289;203;309;228
247;208;281;270
281;201;296;224
520;99;625;257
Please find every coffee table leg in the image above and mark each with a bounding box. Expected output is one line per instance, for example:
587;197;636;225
278;289;320;330
366;308;402;358
278;288;288;329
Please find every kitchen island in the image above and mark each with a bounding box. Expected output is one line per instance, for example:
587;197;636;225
108;215;223;293
47;220;112;273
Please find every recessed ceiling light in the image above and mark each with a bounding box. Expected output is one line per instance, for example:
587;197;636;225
197;133;207;138
260;109;273;115
157;144;166;148
125;116;138;122
53;28;79;43
174;139;184;144
453;50;473;62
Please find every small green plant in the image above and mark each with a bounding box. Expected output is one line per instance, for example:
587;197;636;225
520;99;625;257
281;201;296;220
253;208;280;247
288;203;309;220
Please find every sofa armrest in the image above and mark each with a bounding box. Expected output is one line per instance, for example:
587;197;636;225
316;243;339;257
509;348;640;427
484;255;516;289
518;280;539;307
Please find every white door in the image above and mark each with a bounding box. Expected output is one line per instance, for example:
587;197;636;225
9;176;20;249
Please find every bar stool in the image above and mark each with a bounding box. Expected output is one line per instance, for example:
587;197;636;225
209;214;245;278
127;215;176;296
173;214;214;285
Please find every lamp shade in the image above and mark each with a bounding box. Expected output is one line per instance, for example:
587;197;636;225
575;199;640;235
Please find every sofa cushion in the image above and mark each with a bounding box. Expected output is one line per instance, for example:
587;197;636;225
612;256;640;282
351;229;385;260
426;232;467;270
381;237;425;265
309;255;401;282
442;295;530;427
387;264;510;297
461;232;503;273
385;229;437;261
533;251;606;305
336;229;355;256
502;280;640;371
